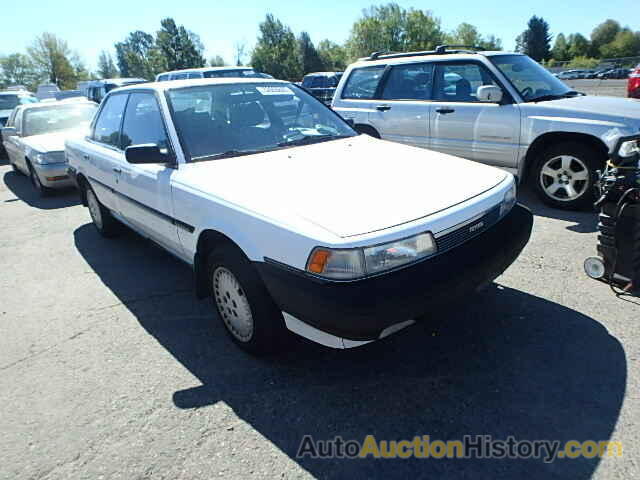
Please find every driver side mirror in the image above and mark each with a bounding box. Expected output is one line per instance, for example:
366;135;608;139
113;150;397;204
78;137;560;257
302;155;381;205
477;85;504;103
125;144;174;165
1;126;17;141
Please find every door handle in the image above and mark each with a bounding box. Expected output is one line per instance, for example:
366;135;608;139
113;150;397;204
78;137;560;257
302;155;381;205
376;105;391;111
436;108;455;114
112;167;122;174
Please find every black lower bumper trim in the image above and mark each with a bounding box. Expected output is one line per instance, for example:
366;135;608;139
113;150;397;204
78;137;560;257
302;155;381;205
255;204;533;341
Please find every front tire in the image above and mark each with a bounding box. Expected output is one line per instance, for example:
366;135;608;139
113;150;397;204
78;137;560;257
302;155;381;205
532;142;600;210
85;183;120;237
207;245;289;355
28;162;52;197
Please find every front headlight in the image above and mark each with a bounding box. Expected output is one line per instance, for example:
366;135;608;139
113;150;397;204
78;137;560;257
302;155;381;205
35;151;65;165
306;232;437;280
618;139;640;158
500;182;517;217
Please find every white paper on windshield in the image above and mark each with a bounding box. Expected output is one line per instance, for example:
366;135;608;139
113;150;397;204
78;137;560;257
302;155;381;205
256;86;294;95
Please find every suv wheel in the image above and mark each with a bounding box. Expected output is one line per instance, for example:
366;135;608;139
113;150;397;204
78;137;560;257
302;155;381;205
207;245;289;355
533;142;599;210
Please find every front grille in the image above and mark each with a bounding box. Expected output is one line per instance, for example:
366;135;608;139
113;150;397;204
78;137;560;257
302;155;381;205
435;206;501;254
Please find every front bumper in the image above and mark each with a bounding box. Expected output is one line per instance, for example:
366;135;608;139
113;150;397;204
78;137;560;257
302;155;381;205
256;204;533;341
33;162;73;188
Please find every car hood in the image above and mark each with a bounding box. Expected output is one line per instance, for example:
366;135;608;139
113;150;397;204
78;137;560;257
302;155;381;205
176;135;508;238
538;95;640;123
22;128;86;153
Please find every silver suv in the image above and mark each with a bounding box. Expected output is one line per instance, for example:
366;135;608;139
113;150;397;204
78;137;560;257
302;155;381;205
332;46;640;209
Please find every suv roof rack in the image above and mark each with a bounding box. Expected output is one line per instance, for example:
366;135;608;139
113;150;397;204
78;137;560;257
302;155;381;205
364;45;483;61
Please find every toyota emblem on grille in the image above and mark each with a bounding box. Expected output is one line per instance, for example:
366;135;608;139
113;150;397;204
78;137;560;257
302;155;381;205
469;221;485;233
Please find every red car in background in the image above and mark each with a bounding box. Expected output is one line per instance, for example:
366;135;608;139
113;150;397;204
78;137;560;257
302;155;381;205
629;65;640;99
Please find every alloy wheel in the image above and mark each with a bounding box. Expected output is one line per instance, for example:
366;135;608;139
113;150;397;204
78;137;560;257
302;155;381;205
213;266;254;342
539;155;590;202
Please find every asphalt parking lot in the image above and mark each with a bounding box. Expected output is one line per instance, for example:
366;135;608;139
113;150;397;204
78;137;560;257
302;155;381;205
1;146;639;479
564;79;629;98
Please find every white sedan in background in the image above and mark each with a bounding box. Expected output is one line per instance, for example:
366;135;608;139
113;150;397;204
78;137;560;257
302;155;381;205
1;100;97;196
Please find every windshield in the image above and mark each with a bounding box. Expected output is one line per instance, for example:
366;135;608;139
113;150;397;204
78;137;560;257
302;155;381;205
490;54;577;102
0;95;19;110
23;103;97;136
167;82;357;161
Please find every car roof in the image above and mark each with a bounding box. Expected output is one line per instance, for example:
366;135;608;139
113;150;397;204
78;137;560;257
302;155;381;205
349;50;520;68
112;77;288;93
16;99;96;111
159;66;255;76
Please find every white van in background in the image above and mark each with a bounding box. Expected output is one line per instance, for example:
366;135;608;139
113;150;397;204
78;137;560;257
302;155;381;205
155;66;272;82
36;84;60;100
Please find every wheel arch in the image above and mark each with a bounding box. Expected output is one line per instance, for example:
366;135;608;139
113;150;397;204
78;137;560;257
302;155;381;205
522;132;609;182
76;172;90;206
193;229;252;299
354;124;381;138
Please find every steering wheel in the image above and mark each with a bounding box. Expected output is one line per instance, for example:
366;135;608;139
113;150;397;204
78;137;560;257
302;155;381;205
520;87;534;99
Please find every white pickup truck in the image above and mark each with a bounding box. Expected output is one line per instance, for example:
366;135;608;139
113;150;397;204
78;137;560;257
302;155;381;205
66;78;533;354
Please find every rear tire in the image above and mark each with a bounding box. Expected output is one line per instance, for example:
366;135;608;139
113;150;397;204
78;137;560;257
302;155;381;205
207;244;289;355
85;183;120;237
532;142;600;210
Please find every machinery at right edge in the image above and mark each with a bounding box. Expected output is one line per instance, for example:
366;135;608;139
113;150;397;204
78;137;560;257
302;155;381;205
584;135;640;298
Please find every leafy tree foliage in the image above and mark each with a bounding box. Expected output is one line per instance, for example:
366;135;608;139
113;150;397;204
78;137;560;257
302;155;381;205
297;32;325;75
27;33;78;89
0;53;39;90
551;33;570;61
346;3;444;59
210;55;226;67
115;31;165;79
517;16;551;61
590;20;621;56
251;14;301;80
446;23;502;50
156;18;206;71
97;51;119;78
317;40;347;71
567;33;590;58
599;29;640;58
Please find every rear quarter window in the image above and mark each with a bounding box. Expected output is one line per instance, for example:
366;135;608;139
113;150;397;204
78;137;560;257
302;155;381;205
341;66;386;99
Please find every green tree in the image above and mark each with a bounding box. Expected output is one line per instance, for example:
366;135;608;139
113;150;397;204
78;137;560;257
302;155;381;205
517;16;552;61
297;32;325;75
403;8;444;51
97;51;119;78
250;14;301;80
317;40;347;71
599;29;640;58
346;4;444;59
0;53;40;90
210;55;226;67
567;33;590;58
446;23;502;50
156;18;206;71
590;19;621;56
115;31;166;80
551;33;570;61
27;32;78;89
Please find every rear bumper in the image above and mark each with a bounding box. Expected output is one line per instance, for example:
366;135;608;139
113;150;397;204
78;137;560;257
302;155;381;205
33;162;73;188
256;204;533;341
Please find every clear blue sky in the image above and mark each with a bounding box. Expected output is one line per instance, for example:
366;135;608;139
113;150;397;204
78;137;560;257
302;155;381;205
2;0;637;71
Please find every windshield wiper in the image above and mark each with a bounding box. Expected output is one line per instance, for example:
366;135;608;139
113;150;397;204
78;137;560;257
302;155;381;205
191;148;276;162
277;134;351;147
527;90;586;103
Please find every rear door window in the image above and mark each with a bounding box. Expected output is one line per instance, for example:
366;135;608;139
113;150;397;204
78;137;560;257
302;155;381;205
341;66;386;99
92;93;128;148
381;63;434;100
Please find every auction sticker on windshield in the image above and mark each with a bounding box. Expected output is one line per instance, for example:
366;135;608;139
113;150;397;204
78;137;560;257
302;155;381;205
256;86;294;95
